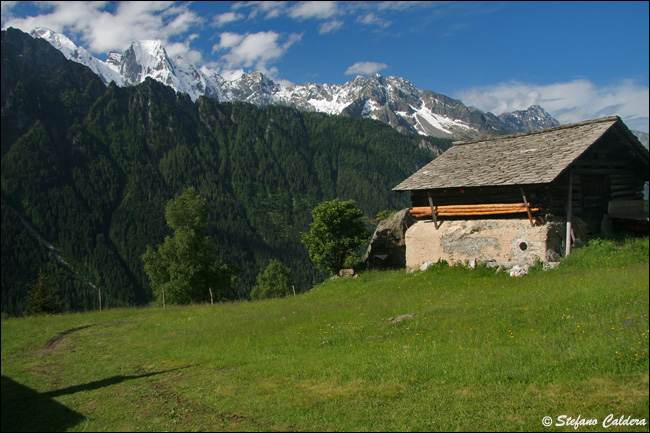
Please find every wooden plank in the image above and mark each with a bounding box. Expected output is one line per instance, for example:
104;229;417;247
410;206;533;214
436;209;541;216
410;206;541;217
410;209;532;216
427;192;440;230
411;203;530;213
520;187;535;227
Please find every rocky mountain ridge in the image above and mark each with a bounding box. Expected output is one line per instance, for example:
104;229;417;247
29;27;562;140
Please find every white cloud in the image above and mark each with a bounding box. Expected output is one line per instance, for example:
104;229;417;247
289;1;338;20
319;19;343;34
457;79;650;132
227;32;284;68
2;1;202;56
3;2;102;36
213;11;244;27
1;1;19;19
234;1;288;20
166;37;202;64
345;61;388;76
356;13;391;28
214;32;246;50
212;30;302;80
376;1;432;11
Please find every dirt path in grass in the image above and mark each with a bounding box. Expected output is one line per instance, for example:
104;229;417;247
37;324;96;357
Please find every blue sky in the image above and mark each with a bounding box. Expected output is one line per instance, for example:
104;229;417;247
2;1;648;131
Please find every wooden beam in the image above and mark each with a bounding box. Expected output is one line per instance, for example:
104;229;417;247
566;169;573;257
427;192;440;230
410;209;541;217
427;209;541;216
410;204;541;217
411;203;533;211
519;187;535;227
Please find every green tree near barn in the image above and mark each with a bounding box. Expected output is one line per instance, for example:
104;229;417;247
250;259;294;300
301;199;371;275
142;187;235;305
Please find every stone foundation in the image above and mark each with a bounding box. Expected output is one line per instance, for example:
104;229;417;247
405;217;568;270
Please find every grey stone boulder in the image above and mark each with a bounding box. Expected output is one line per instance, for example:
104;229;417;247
364;209;415;269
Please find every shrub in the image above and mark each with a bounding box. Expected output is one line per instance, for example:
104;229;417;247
251;259;294;300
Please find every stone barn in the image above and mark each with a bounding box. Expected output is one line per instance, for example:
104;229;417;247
392;116;649;270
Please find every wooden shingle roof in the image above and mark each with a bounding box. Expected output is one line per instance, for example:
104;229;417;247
393;116;643;191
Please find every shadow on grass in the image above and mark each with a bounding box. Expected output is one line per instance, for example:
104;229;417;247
1;366;193;432
1;376;84;432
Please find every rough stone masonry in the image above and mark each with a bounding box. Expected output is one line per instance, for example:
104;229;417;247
404;217;570;271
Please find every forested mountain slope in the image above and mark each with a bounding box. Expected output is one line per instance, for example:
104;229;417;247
1;28;450;315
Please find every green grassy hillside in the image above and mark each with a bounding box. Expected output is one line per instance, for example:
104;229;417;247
2;237;648;431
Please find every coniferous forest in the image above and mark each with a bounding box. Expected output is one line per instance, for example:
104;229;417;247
1;28;452;315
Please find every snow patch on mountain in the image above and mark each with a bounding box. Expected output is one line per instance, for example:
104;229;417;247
362;100;380;118
403;103;475;136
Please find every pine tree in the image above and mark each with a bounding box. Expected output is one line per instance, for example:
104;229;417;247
26;270;61;315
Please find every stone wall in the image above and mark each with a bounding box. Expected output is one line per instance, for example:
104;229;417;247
405;217;568;270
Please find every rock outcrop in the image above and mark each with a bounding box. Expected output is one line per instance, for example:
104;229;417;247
364;209;415;269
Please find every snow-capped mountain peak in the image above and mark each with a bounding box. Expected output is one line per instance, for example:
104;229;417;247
31;27;76;54
30;27;124;86
118;39;176;87
30;28;560;140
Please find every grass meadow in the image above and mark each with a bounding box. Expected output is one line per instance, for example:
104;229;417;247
1;237;648;431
